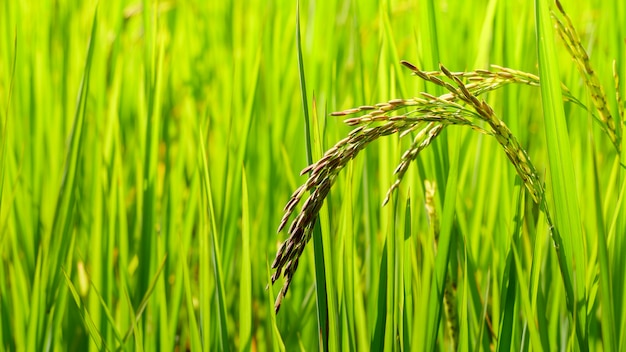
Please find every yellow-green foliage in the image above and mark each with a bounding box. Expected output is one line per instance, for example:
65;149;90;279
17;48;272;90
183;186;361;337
0;0;624;350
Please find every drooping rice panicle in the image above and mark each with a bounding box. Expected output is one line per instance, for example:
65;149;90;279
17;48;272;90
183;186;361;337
272;54;612;311
383;124;443;206
407;63;546;204
272;119;417;311
272;74;502;310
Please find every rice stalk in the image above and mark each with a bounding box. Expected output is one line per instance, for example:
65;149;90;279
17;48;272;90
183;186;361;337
404;63;546;204
271;14;617;308
270;61;551;311
270;54;606;310
271;119;415;312
551;0;620;152
271;89;487;311
424;180;458;351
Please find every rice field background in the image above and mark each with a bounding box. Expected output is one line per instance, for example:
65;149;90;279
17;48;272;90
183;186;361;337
1;0;625;350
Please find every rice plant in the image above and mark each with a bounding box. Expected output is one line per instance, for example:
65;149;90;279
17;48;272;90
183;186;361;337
270;0;624;350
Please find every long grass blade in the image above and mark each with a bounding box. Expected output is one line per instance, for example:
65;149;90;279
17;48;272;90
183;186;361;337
122;255;168;344
0;32;16;226
63;268;110;351
295;1;330;350
239;167;252;351
199;128;230;350
424;127;460;350
265;260;286;352
534;0;587;346
590;141;617;351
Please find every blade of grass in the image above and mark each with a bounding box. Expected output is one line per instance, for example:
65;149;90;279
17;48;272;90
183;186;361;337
474;270;491;351
62;268;110;351
338;164;357;350
0;32;16;232
424;126;460;350
45;5;97;303
458;246;469;351
136;0;162;308
382;185;403;350
239;166;252;352
606;164;626;347
509;243;544;351
120;283;141;351
180;238;202;351
0;35;17;350
371;239;388;351
199;128;229;350
590;141;616;351
496;238;518;351
265;260;286;352
27;9;98;350
295;1;329;350
535;0;587;346
218;48;260;284
121;255;168;345
86;274;125;347
418;0;449;209
617;49;626;351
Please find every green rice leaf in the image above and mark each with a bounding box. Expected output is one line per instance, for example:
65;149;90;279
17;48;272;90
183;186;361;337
534;0;587;346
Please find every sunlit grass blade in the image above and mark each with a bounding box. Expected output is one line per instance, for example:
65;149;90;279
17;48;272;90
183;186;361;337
474;270;491;351
239;167;252;351
295;1;330;350
535;0;587;346
458;248;469;351
496;242;518;351
590;142;616;351
46;6;97;299
337;164;358;350
617;50;626;351
370;239;388;351
217;46;260;283
418;0;440;73
530;215;553;348
63;269;110;351
0;36;17;350
608;156;626;348
424;126;460;350
87;275;125;347
120;285;141;350
265;260;286;352
180;238;202;351
418;0;449;208
23;9;98;351
136;1;163;309
0;33;16;228
509;243;544;351
122;255;168;345
199;129;229;350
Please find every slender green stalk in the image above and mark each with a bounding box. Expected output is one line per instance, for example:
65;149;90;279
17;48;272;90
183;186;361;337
535;0;587;346
295;2;329;350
